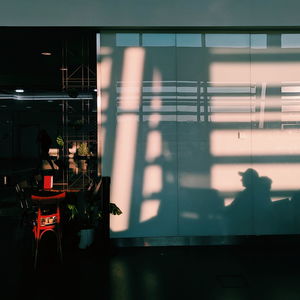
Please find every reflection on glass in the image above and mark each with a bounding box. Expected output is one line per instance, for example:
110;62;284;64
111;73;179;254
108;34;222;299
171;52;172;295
176;34;202;47
205;34;249;48
103;32;300;238
281;34;300;48
250;34;267;49
116;33;140;46
142;34;175;47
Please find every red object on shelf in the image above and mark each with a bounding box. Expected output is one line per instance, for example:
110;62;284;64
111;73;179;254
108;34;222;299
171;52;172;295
43;175;53;190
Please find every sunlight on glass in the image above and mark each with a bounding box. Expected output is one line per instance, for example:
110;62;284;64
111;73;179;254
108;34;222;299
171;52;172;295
152;68;162;93
224;198;234;207
145;131;162;162
143;165;162;197
210;63;250;82
100;89;110;111
110;47;145;232
147;113;161;128
211;129;300;156
210;113;251;123
99;46;113;55
252;62;300;84
140;199;160;223
211;163;300;192
150;97;162;110
100;57;112;89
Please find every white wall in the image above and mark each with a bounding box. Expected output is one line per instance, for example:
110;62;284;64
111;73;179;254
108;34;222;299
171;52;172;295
1;0;300;27
100;32;300;239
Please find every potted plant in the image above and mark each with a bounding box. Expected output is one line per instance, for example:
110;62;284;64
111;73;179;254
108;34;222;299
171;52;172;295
66;189;122;250
75;142;90;171
76;142;90;158
54;135;68;171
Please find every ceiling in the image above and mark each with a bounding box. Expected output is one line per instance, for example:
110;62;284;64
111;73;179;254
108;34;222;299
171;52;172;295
0;27;97;94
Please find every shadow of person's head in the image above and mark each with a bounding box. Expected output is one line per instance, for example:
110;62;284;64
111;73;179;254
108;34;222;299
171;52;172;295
259;176;272;191
238;168;259;188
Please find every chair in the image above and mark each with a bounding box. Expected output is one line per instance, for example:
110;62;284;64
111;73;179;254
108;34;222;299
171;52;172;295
31;191;66;269
16;181;35;227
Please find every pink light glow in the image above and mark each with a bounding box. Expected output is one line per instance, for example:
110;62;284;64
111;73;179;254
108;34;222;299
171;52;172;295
142;165;163;197
145;131;162;162
110;47;145;232
100;57;112;89
140;199;161;223
211;129;300;156
211;163;300;193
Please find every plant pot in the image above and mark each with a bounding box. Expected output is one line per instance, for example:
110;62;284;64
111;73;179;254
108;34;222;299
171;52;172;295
77;158;87;171
78;228;94;249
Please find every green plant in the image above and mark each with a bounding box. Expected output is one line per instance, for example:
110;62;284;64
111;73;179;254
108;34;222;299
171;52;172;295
77;142;89;157
56;135;64;147
67;194;122;229
80;202;122;229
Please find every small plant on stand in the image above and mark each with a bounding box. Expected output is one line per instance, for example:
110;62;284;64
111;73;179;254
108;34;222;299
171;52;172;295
67;188;122;250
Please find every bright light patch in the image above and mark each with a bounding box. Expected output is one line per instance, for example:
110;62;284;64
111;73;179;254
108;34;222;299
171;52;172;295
210;63;250;83
211;163;300;192
101;91;109;111
145;131;162;162
100;57;112;89
143;165;162;197
110;47;145;232
252;62;300;84
224;198;234;207
211;129;300;156
100;46;113;55
140;199;160;222
210;113;251;123
150;97;162;110
148;113;161;128
152;68;162;93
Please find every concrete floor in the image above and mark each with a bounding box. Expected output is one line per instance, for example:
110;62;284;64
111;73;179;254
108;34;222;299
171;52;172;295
2;175;300;300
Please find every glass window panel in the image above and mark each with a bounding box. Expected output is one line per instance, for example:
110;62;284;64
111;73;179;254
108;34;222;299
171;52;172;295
142;34;175;46
176;34;202;47
281;34;300;48
116;33;140;46
251;34;267;49
205;34;250;48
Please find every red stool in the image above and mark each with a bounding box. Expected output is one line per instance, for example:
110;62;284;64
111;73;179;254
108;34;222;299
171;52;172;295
31;191;66;269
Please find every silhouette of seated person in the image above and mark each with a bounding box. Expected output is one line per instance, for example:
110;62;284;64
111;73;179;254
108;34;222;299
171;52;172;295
227;168;274;234
36;129;55;171
227;168;260;234
254;175;273;233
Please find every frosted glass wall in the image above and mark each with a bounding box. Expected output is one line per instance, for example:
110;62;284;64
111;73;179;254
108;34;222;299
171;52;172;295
99;32;300;238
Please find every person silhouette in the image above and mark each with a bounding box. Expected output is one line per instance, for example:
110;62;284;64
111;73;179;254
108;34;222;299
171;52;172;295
36;129;55;171
226;168;260;234
254;175;273;233
232;168;260;208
